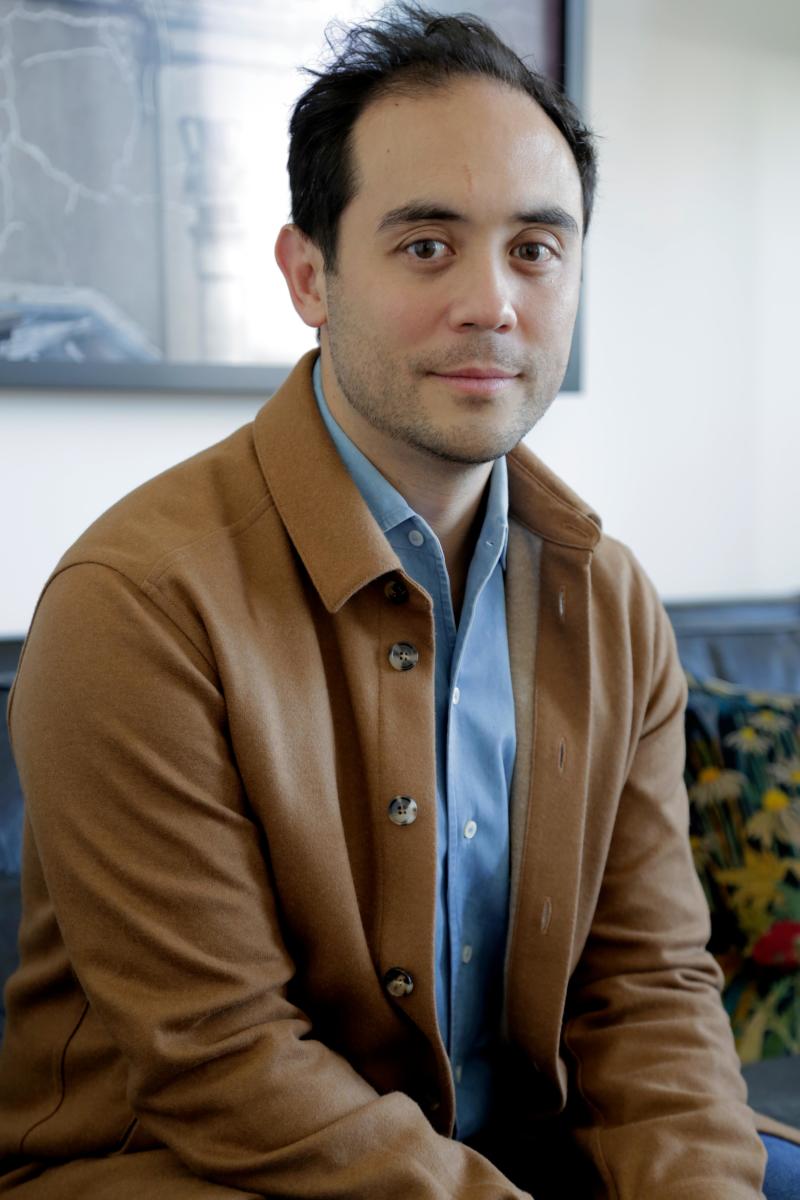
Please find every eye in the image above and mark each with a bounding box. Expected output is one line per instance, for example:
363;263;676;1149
403;239;451;261
512;241;555;264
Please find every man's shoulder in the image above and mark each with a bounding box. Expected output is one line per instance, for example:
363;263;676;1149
508;441;666;628
507;441;601;552
592;530;659;606
48;354;323;599
54;417;273;593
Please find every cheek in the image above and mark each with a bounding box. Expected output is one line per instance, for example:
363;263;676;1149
520;274;581;341
368;286;440;346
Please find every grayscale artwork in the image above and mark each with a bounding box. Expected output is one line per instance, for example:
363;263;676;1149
0;0;578;391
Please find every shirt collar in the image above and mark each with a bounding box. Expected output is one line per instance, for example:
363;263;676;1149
312;356;509;569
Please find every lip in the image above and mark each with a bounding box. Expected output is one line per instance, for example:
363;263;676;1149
433;367;519;379
429;368;520;395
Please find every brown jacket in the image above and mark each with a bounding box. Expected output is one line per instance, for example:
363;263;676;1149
0;352;768;1197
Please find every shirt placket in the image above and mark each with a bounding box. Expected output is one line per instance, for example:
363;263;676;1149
446;525;507;1099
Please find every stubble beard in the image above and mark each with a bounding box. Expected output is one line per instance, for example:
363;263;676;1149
325;289;564;467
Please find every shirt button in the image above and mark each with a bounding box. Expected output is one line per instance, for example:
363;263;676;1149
408;529;424;547
388;795;418;826
461;944;473;964
452;686;460;705
463;819;477;840
384;577;409;604
383;968;414;998
454;1064;463;1084
388;642;419;671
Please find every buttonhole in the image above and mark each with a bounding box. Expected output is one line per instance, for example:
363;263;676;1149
540;897;552;934
558;587;566;621
558;739;566;771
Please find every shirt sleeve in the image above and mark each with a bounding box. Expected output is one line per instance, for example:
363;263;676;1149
9;561;530;1200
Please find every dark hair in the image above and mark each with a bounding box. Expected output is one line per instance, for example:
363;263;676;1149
287;2;597;270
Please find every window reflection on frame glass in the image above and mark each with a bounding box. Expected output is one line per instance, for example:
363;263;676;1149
0;0;584;393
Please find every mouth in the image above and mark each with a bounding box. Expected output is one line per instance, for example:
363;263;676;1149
428;367;521;395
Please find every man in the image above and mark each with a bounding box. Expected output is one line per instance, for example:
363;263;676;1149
0;5;794;1197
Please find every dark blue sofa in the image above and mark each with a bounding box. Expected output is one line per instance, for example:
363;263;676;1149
0;652;22;1042
2;596;800;1126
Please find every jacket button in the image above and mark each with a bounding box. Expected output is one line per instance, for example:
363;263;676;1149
388;642;419;671
388;795;418;825
383;967;414;997
384;578;409;604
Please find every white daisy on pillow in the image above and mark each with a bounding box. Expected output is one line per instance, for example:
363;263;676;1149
768;758;800;789
724;726;771;754
748;709;794;734
689;766;748;806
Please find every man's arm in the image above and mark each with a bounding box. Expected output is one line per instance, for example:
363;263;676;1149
9;562;528;1199
560;563;766;1200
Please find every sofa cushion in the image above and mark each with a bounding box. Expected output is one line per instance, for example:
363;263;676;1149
685;674;800;1061
0;870;20;1011
0;677;23;877
742;1056;800;1130
0;674;22;1041
668;598;800;694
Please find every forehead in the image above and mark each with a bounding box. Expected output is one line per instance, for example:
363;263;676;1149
348;75;582;224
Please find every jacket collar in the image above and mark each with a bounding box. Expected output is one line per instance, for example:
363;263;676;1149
253;350;601;612
507;447;602;551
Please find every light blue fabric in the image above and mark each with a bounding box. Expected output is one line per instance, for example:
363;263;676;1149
762;1134;800;1200
312;359;516;1139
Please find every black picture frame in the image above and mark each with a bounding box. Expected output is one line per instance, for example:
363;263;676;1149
0;0;587;395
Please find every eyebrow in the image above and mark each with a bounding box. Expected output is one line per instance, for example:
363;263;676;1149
375;201;580;237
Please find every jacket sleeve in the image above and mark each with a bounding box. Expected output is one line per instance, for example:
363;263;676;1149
560;559;767;1200
10;562;529;1200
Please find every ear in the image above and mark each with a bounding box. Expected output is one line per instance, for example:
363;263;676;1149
274;224;328;329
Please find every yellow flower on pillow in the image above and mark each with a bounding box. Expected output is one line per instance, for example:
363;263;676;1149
716;848;794;946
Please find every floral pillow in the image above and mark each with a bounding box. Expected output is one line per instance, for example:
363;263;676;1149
684;674;800;1061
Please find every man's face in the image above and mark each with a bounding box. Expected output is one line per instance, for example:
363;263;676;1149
319;75;585;466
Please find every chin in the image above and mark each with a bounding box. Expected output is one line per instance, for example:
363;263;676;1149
408;427;523;466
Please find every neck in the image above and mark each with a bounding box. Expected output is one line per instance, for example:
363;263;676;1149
319;353;494;614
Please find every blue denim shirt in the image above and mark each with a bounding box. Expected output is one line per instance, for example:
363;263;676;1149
312;359;516;1138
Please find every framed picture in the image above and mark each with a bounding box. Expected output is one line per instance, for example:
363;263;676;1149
0;0;586;394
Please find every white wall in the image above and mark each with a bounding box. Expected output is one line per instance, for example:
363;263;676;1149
530;0;800;599
2;0;799;635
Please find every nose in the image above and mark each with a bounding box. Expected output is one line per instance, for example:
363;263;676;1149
446;256;518;334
